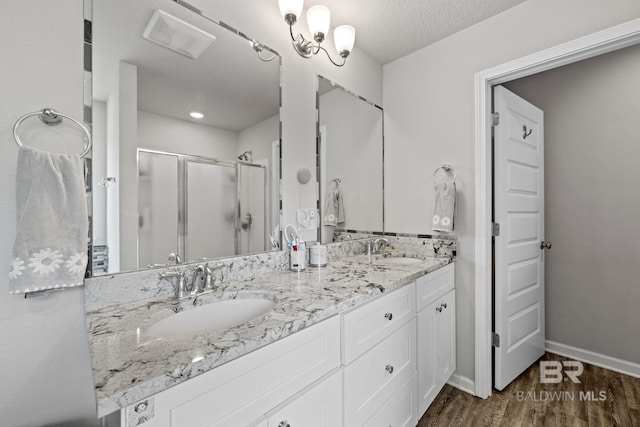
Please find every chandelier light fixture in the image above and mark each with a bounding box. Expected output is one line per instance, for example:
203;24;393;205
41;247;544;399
278;0;356;67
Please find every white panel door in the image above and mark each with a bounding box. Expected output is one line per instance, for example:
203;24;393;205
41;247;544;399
493;85;546;391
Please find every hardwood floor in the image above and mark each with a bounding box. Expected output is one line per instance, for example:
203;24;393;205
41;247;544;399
418;353;640;426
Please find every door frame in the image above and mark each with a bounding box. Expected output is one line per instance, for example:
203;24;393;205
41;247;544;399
473;17;640;399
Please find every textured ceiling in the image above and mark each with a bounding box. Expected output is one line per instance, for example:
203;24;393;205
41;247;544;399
310;0;527;64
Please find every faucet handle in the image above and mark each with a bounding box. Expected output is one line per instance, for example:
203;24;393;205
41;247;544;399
159;271;187;299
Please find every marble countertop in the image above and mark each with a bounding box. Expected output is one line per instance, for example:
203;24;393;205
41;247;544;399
86;253;452;417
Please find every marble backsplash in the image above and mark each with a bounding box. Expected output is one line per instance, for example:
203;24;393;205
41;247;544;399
84;235;456;312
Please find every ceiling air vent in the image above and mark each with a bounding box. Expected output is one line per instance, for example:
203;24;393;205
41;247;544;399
142;9;215;59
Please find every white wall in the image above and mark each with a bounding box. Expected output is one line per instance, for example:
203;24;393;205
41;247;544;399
138;110;238;160
92;101;107;246
504;44;640;364
0;2;98;426
383;0;640;382
237;114;280;164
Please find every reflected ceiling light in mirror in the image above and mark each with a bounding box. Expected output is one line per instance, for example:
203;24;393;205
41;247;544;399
189;111;204;119
143;10;216;59
277;0;355;67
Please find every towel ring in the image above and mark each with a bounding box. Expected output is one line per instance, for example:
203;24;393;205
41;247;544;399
13;108;92;159
433;164;456;182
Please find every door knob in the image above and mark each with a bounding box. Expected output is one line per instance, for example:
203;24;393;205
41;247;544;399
278;422;290;427
540;241;552;250
384;312;393;321
385;364;394;374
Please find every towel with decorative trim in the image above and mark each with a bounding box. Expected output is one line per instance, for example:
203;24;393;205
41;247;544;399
432;180;455;233
323;186;345;227
8;145;88;294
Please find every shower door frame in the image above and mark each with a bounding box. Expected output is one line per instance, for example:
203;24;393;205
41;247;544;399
137;148;269;265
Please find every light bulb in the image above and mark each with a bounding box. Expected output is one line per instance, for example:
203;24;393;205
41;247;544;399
307;5;330;43
189;111;204;119
278;0;304;25
334;25;355;58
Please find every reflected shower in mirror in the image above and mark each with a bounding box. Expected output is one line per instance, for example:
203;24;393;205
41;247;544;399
317;76;384;243
91;0;281;275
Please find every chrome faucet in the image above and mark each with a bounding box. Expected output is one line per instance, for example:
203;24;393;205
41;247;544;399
159;270;187;299
191;265;207;296
373;237;390;253
168;252;182;264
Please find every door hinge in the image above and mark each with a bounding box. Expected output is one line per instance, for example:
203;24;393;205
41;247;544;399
492;223;500;237
492;333;500;348
491;112;500;127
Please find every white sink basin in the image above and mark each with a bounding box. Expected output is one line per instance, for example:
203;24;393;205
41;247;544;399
143;298;276;339
376;257;424;266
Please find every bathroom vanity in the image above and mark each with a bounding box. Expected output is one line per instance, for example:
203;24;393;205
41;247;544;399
86;247;455;427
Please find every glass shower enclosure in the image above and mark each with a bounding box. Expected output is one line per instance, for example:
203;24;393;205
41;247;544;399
137;149;268;267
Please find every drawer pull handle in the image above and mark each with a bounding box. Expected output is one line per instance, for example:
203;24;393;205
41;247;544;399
385;364;394;374
384;312;393;321
436;306;443;313
441;302;448;309
278;422;290;427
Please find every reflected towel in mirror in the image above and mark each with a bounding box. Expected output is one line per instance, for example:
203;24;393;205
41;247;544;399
323;185;345;227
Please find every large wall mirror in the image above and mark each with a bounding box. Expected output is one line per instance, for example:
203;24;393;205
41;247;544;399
317;75;384;243
91;0;281;275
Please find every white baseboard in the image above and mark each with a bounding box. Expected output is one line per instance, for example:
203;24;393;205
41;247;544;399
447;373;475;396
546;340;640;379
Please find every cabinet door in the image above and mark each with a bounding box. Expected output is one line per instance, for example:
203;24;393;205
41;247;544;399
417;289;456;416
436;290;456;386
267;370;342;427
417;300;438;415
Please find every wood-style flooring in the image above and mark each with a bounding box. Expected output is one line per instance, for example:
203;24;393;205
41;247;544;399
418;353;640;426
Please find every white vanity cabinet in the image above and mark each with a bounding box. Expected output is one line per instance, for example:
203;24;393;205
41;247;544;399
342;283;418;427
123;315;341;427
265;369;343;427
416;262;456;416
118;262;456;427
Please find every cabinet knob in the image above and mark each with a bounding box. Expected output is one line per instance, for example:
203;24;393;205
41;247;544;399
278;422;290;427
384;312;393;321
441;302;447;309
436;306;443;313
385;364;394;374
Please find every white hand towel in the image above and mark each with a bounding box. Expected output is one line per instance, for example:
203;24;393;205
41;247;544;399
432;180;456;233
8;145;89;294
323;186;345;227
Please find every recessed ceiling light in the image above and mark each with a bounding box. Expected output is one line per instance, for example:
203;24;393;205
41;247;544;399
189;111;204;119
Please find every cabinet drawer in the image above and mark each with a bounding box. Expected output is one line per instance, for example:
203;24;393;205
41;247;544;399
342;283;416;364
344;318;417;427
266;370;342;427
363;373;418;427
416;263;454;312
134;316;340;427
